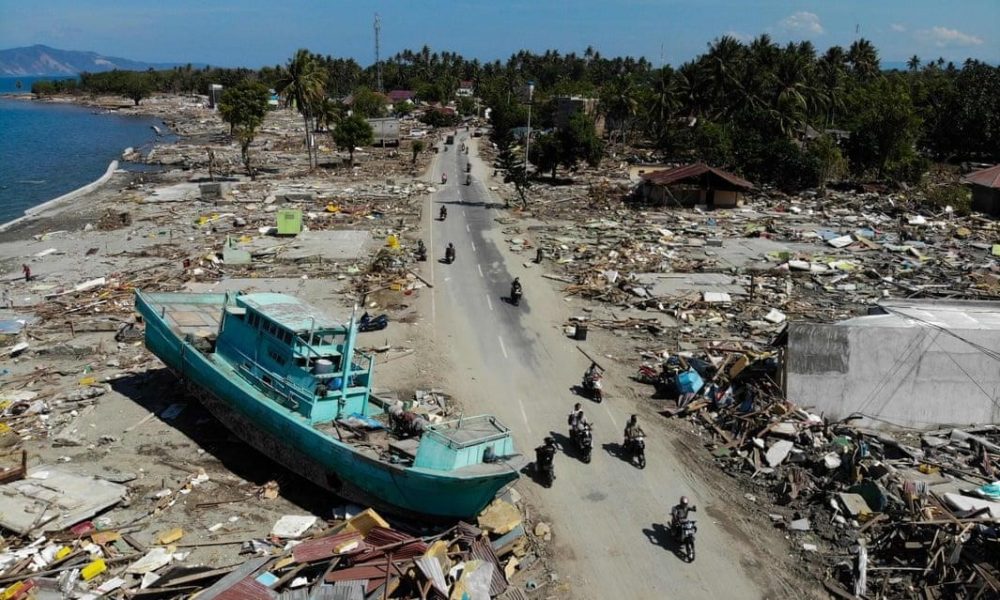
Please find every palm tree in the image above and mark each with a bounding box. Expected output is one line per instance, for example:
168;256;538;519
315;98;342;132
907;55;921;72
646;67;684;144
818;46;848;127
601;74;640;147
847;39;880;80
275;49;328;169
700;35;746;118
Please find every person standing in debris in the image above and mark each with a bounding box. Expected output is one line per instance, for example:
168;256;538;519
21;264;30;282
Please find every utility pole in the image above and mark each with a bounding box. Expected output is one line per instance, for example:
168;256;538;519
524;81;534;177
374;13;383;93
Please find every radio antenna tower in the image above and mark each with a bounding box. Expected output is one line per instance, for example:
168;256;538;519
374;13;383;93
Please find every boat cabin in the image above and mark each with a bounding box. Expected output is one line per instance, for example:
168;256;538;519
215;293;374;424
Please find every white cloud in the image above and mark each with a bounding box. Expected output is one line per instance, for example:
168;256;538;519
723;30;752;43
779;12;824;35
916;26;984;48
890;23;906;33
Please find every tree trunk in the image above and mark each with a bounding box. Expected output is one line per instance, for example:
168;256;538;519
302;113;314;169
349;149;355;166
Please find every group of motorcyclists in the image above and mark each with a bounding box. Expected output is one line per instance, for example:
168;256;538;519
429;131;695;561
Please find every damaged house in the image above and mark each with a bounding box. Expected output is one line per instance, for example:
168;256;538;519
637;163;753;209
782;299;1000;429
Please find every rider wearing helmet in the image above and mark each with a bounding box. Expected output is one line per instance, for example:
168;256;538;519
671;496;697;529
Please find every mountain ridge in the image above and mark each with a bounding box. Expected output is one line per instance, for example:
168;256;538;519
0;44;199;76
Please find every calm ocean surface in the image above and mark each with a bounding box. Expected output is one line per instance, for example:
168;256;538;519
0;76;168;223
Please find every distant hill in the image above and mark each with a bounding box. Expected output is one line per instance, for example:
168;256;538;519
0;44;198;76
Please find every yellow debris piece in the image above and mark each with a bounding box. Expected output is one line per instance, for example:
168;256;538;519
476;499;522;535
81;558;106;581
343;508;389;536
157;527;184;545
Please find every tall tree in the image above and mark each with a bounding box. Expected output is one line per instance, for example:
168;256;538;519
275;49;328;169
332;114;374;166
847;39;881;80
219;81;270;179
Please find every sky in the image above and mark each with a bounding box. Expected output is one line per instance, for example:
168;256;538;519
1;0;997;69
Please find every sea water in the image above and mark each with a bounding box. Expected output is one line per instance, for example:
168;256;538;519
0;76;168;223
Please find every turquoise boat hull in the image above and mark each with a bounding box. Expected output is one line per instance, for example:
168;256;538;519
136;291;521;520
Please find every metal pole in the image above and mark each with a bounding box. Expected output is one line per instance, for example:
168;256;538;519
524;82;534;176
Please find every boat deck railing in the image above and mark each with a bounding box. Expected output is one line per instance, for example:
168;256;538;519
423;415;512;449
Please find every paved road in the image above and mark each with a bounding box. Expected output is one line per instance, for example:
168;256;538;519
425;134;767;599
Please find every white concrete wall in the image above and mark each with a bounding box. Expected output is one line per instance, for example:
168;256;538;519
786;322;1000;429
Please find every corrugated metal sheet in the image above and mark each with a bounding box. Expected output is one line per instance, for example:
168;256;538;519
470;536;509;597
415;555;448;594
277;581;366;600
354;527;428;562
196;557;275;600
292;531;365;563
964;164;1000;189
329;580;367;600
641;162;753;190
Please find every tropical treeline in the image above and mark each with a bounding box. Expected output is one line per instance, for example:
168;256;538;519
31;38;999;189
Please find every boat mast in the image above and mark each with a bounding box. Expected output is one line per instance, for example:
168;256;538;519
338;304;359;415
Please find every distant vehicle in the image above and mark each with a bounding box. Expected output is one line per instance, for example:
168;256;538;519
445;134;455;145
409;130;429;139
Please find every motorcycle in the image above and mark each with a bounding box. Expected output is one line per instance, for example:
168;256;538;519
441;173;448;184
674;519;697;562
535;446;555;488
510;285;522;306
466;174;471;185
439;206;447;221
358;312;388;332
582;374;603;402
571;426;593;463
466;163;471;173
445;246;456;264
636;364;660;384
625;435;646;469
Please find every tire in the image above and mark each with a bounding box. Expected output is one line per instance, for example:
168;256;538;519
583;449;591;463
637;453;646;469
685;539;695;562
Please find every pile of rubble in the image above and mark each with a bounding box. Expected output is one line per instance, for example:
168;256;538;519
646;350;1000;598
0;497;544;599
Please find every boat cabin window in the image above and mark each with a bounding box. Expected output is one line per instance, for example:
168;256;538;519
298;332;337;346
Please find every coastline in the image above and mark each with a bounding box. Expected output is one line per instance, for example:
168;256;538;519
0;160;120;232
0;93;189;234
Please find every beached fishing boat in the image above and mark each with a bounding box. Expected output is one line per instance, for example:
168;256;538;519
134;291;523;519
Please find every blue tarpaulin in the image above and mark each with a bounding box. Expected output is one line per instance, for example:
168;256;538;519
676;369;704;395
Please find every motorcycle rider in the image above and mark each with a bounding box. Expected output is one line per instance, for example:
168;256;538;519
441;172;448;184
445;242;456;263
568;402;587;441
671;496;697;531
624;414;645;447
440;205;447;220
511;277;523;299
535;437;558;482
416;240;427;260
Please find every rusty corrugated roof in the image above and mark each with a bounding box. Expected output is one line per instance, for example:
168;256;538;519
470;536;509;597
963;164;1000;189
641;162;753;190
292;531;366;563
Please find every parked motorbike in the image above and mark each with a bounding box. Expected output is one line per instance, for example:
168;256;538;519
625;435;646;468
582;374;603;402
358;312;388;332
571;425;593;463
674;519;697;562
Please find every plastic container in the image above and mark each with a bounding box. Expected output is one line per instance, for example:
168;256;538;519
574;324;588;341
